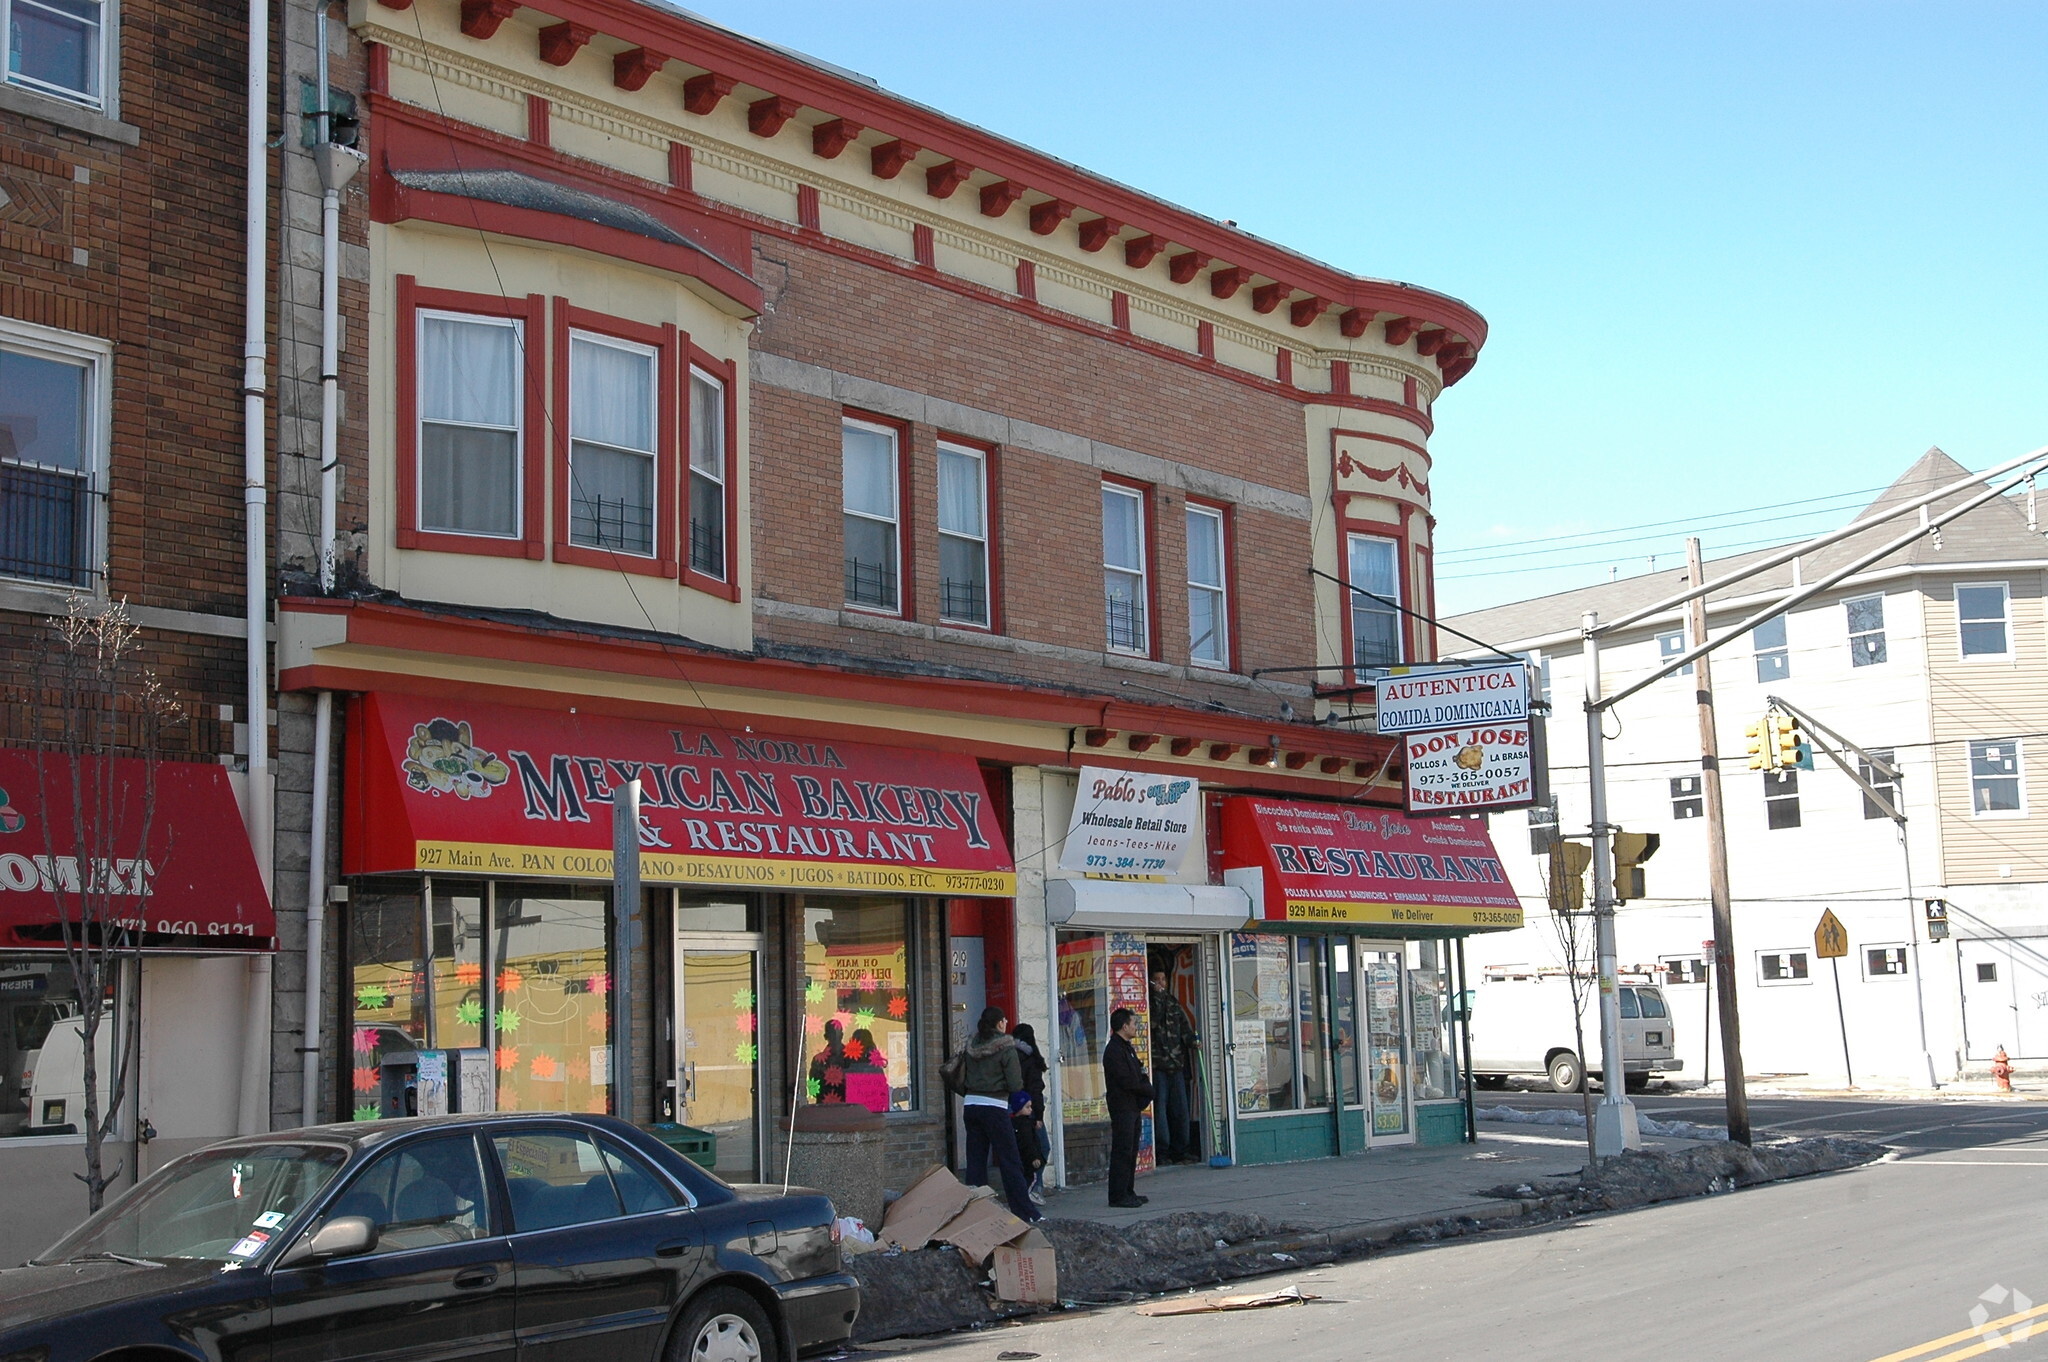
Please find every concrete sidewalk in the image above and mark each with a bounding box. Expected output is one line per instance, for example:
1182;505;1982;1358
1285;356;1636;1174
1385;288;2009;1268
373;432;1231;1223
1039;1119;1718;1235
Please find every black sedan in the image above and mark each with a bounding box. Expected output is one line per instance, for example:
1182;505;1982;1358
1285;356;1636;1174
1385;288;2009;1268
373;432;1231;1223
0;1112;859;1362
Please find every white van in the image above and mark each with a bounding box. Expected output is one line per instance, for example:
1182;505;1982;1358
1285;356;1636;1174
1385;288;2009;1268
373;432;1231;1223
1468;969;1681;1092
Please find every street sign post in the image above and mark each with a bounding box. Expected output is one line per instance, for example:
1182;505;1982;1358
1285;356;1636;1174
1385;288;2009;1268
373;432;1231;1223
1815;909;1853;1088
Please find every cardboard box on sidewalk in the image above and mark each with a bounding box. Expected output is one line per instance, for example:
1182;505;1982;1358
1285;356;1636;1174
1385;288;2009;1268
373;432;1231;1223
934;1195;1031;1266
878;1164;976;1249
993;1226;1058;1304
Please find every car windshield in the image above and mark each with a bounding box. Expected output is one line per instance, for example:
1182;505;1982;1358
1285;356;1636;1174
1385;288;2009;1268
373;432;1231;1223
37;1143;351;1265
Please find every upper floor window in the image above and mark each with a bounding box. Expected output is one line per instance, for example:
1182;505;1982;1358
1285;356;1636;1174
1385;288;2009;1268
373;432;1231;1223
1670;775;1703;820
1656;629;1693;678
1764;768;1800;830
0;321;106;588
5;0;106;108
686;367;727;582
1970;739;2023;817
1347;533;1400;671
937;441;989;628
1957;583;2011;658
1186;503;1229;669
1846;593;1886;666
418;311;523;540
1102;482;1149;654
567;332;658;558
1859;748;1899;821
1753;614;1789;682
843;418;901;613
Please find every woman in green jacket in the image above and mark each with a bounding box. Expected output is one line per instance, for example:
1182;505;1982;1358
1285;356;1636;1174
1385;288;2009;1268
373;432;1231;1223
955;1006;1041;1222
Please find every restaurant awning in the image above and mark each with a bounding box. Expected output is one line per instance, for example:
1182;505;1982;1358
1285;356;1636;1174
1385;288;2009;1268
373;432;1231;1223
344;694;1017;896
0;749;274;952
1219;796;1523;932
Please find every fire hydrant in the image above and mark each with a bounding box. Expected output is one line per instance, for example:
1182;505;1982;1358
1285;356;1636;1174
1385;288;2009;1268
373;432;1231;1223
1992;1046;2013;1093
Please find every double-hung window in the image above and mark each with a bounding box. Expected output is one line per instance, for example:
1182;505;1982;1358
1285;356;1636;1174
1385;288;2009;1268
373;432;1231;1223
1186;503;1229;668
418;311;523;540
1846;593;1886;666
686;366;727;582
1957;583;2011;658
843;418;901;612
1102;482;1149;654
1670;776;1703;820
1347;533;1400;671
936;441;989;627
1656;629;1693;677
1753;614;1789;681
1859;748;1900;821
4;0;107;108
0;322;106;587
1764;769;1800;830
567;332;658;558
1970;739;2023;816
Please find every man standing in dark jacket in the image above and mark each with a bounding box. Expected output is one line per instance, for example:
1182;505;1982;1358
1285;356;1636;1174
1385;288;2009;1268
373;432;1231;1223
1149;968;1199;1163
1103;1007;1153;1208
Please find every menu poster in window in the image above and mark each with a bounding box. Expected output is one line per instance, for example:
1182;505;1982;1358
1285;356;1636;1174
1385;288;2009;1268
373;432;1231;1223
1058;766;1199;879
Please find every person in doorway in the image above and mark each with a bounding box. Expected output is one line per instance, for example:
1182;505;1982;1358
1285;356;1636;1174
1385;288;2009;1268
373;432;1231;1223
1011;1021;1051;1204
957;1006;1041;1223
1103;1007;1154;1208
1149;967;1200;1163
808;1019;849;1104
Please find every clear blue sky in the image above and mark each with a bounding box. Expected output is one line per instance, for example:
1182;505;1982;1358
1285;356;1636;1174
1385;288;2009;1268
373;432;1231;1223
693;2;2048;614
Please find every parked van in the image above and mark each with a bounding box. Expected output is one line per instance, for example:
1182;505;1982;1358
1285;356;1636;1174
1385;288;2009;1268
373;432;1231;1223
1468;969;1681;1092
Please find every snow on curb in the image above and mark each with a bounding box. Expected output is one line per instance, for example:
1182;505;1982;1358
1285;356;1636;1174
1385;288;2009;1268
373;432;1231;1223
1476;1104;1729;1142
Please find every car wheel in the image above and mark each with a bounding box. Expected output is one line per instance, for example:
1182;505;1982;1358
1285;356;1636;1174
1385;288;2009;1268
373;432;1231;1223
673;1286;778;1362
1547;1051;1584;1093
1624;1072;1650;1093
1475;1074;1509;1090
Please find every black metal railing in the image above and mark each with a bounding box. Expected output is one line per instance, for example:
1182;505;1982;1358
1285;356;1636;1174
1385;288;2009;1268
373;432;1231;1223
0;462;93;585
845;557;898;609
570;493;654;555
940;577;986;624
1106;593;1146;652
689;518;725;576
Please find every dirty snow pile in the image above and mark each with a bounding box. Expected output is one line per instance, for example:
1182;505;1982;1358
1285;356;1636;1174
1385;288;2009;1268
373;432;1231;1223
1476;1104;1729;1142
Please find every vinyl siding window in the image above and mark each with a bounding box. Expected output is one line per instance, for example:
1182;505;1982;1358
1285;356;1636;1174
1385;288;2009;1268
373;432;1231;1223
0;321;107;588
1670;775;1703;820
566;332;658;557
1103;482;1148;654
1864;946;1909;979
1969;739;2024;817
1846;593;1887;666
686;367;726;581
1759;950;1810;985
1186;504;1229;668
1661;956;1707;985
417;311;523;540
1957;583;2011;658
1752;614;1789;682
1346;533;1401;671
1764;769;1801;830
1859;748;1900;821
4;0;106;108
936;441;989;627
842;419;901;612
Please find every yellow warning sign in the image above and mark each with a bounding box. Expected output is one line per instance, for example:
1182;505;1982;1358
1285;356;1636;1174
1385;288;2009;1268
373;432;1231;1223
1814;908;1849;960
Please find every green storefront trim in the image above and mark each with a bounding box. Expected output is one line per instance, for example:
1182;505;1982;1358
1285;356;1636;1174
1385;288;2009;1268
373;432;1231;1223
1415;1100;1466;1147
1233;1102;1466;1164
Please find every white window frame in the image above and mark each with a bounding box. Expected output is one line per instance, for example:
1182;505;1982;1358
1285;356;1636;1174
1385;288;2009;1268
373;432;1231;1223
1763;768;1801;830
0;316;111;592
842;416;902;614
1102;481;1149;655
1956;581;2012;660
1752;613;1789;682
1346;531;1402;674
1656;629;1693;677
565;328;660;559
3;0;113;111
1862;944;1910;980
1659;955;1707;986
1757;949;1812;986
1669;775;1703;820
935;439;989;628
1845;592;1887;667
1968;738;2026;819
1185;502;1229;670
1858;747;1900;822
415;308;524;542
686;365;727;582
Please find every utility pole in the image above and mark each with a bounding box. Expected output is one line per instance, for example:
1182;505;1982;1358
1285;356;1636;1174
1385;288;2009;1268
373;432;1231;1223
1686;538;1750;1144
1582;611;1639;1157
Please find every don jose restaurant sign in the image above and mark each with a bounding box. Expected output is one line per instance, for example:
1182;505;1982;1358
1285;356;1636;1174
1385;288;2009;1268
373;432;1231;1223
1375;662;1537;815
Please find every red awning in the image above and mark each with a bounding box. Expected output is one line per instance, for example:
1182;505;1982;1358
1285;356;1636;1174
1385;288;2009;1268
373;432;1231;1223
343;694;1016;896
0;750;274;952
1220;796;1523;931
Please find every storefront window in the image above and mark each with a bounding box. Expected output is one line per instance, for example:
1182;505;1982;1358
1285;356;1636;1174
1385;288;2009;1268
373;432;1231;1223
0;955;113;1137
802;897;915;1113
349;887;427;1121
1362;951;1408;1135
1056;933;1108;1122
1410;942;1460;1101
1331;941;1360;1107
1296;936;1329;1109
1229;933;1297;1112
429;881;486;1052
492;886;612;1115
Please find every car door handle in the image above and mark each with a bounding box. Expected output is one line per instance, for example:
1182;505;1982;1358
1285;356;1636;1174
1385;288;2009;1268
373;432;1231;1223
453;1267;498;1289
656;1241;691;1258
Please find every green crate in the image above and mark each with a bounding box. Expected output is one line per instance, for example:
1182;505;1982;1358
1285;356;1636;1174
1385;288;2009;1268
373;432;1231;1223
646;1122;717;1171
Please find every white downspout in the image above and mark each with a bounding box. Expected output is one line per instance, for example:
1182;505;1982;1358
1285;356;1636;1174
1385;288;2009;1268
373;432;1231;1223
301;692;332;1127
237;0;274;1139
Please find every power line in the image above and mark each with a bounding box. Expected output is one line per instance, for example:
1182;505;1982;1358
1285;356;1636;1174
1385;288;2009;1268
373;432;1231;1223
1436;488;1891;567
1435;482;1893;560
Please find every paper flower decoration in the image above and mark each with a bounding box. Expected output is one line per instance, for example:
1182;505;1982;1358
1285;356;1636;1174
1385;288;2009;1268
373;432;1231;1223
734;1042;757;1064
588;1009;607;1034
352;1066;377;1092
568;1055;589;1082
737;1011;756;1034
355;984;390;1010
887;995;909;1019
352;1027;378;1054
804;980;825;1006
588;972;611;996
454;962;482;987
804;1013;824;1036
455;999;484;1028
495;1007;520;1034
353;1104;379;1122
732;987;755;1010
824;1064;844;1086
844;1038;866;1061
530;1054;558;1080
806;1077;822;1101
494;1046;519;1072
833;1012;853;1032
497;968;524;996
854;1009;876;1029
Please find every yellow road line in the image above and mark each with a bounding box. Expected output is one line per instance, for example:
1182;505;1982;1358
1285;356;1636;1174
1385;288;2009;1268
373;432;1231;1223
1868;1302;2048;1362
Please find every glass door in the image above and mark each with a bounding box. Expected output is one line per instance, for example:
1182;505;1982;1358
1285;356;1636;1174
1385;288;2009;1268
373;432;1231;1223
1363;951;1411;1140
676;938;761;1182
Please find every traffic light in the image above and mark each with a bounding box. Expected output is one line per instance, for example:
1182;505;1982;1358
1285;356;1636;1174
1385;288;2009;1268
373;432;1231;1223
1547;840;1591;914
1746;720;1775;771
1612;830;1661;903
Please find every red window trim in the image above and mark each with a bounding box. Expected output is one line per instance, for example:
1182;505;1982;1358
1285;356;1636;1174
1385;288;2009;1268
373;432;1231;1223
934;433;1001;635
1184;494;1239;674
1102;473;1160;662
551;299;680;579
393;277;548;560
841;408;915;620
681;345;740;602
1336;515;1409;689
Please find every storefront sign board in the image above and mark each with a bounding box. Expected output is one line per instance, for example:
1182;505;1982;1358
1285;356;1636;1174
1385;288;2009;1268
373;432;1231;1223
0;748;274;951
1374;662;1528;734
1057;765;1199;878
345;694;1016;895
1402;722;1536;813
1220;797;1523;930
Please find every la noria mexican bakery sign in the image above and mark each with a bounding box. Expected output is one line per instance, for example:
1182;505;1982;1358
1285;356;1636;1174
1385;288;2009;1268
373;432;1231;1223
344;695;1016;895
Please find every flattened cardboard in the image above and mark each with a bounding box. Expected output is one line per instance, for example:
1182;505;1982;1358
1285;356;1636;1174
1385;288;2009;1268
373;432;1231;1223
993;1226;1058;1304
878;1164;976;1250
935;1195;1031;1265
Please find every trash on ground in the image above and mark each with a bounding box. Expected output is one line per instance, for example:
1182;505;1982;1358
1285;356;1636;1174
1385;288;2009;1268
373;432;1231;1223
1135;1285;1319;1317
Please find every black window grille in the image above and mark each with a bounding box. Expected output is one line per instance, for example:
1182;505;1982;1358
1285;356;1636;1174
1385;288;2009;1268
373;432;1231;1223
689;518;724;576
1106;593;1146;652
570;492;653;555
940;577;986;624
845;557;897;610
0;462;93;585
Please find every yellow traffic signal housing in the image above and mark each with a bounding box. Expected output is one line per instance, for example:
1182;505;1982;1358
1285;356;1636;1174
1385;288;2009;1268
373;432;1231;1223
1547;840;1591;915
1745;720;1773;771
1612;829;1661;903
1771;712;1802;766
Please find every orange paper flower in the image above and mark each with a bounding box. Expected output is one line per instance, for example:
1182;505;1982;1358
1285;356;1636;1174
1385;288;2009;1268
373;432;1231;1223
494;1046;519;1072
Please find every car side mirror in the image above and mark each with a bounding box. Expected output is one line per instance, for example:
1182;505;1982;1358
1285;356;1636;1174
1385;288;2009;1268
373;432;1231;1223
278;1215;378;1268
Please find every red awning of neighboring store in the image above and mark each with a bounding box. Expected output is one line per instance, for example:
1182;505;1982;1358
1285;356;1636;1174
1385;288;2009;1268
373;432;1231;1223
0;749;274;952
1219;796;1523;932
343;693;1017;896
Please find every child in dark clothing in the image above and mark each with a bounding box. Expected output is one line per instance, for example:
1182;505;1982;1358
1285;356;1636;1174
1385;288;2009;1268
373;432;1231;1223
1009;1090;1044;1198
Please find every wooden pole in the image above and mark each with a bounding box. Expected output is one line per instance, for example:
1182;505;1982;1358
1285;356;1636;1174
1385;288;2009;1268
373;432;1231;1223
1687;538;1751;1145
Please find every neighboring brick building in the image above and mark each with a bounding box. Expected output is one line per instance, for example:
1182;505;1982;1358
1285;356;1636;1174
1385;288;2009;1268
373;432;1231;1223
276;0;1513;1195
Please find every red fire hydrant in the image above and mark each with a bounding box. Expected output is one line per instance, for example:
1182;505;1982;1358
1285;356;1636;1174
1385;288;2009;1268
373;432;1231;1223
1992;1046;2013;1093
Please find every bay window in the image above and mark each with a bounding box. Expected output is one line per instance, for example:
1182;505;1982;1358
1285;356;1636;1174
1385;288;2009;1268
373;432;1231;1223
687;366;728;582
567;332;659;557
417;311;522;540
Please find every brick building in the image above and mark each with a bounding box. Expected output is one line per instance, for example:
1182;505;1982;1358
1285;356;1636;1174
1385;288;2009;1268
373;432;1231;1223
268;0;1514;1197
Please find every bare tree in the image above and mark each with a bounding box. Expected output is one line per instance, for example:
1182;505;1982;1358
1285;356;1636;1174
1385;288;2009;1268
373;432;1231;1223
31;597;180;1211
1543;843;1599;1167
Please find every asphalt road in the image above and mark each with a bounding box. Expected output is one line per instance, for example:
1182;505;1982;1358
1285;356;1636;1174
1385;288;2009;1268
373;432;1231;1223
885;1095;2048;1362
